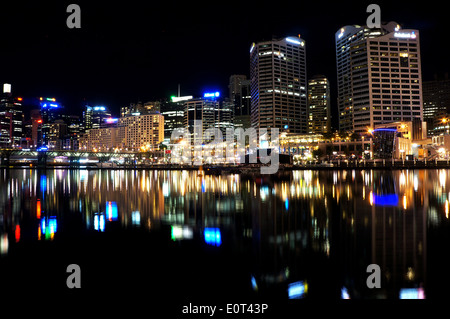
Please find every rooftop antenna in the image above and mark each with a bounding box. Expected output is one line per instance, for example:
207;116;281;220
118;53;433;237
178;84;180;97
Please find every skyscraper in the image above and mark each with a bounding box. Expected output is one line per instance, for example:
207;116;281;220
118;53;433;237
0;84;23;148
423;74;450;136
308;75;331;134
250;36;307;134
183;97;234;139
336;22;423;134
229;75;251;129
83;105;111;130
161;95;193;141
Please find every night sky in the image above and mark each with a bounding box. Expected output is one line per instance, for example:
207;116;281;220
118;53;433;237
1;0;449;129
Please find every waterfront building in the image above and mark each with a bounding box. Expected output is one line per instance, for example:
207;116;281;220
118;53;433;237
336;22;423;134
229;75;251;129
308;75;331;134
0;84;23;148
83;105;111;131
161;95;193;141
423;75;450;136
250;36;307;134
117;112;164;152
372;120;428;159
184;97;234;138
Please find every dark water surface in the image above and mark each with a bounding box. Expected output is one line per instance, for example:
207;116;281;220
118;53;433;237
1;168;449;303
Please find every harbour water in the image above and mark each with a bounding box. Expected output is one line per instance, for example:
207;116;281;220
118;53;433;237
0;168;449;302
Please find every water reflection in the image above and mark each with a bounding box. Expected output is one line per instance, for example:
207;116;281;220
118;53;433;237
0;168;449;298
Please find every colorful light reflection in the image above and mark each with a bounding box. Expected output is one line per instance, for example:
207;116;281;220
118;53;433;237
106;201;118;221
204;227;221;246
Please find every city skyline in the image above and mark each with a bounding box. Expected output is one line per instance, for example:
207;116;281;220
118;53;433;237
1;1;449;130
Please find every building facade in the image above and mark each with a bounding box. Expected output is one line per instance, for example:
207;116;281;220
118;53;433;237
83;105;111;131
80;113;164;152
336;22;423;134
250;36;307;134
308;75;331;134
161;96;193;141
184;98;234;138
118;113;164;151
0;84;23;148
229;75;251;129
423;75;450;136
79;127;119;151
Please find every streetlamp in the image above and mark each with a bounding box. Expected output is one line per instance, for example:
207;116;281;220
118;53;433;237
443;118;449;134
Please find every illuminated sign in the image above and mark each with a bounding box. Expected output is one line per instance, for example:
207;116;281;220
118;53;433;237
250;42;255;53
286;37;304;46
204;227;221;246
338;28;345;38
203;92;220;98
394;31;416;39
3;83;11;93
94;106;106;111
373;128;397;132
105;118;119;124
171;95;193;103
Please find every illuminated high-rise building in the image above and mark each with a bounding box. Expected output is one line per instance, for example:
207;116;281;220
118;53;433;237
336;22;423;134
308;75;331;134
161;95;193;140
250;36;307;134
40;97;62;147
121;101;161;117
118;112;164;151
229;75;251;129
83;105;111;130
0;84;23;148
184;96;234;138
422;75;450;136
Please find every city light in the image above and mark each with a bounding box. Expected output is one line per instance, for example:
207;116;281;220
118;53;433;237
286;37;302;45
204;227;221;246
399;288;425;299
394;31;416;39
105;118;119;123
288;281;308;299
106;201;118;221
373;194;399;206
3;83;11;93
203;92;220;98
171;95;193;103
94;106;106;111
250;42;255;53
